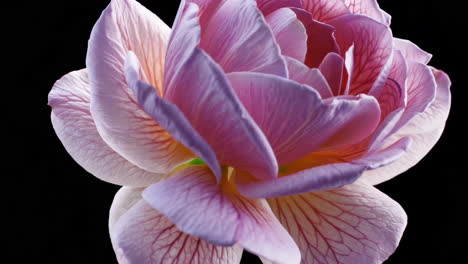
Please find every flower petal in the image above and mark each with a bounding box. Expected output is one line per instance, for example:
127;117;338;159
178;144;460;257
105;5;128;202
200;0;287;76
361;68;451;185
291;8;341;68
86;0;191;173
329;14;393;95
165;3;278;180
256;0;302;15
319;52;345;96
394;38;432;64
125;51;222;181
266;8;307;62
48;70;164;187
342;0;391;25
143;166;301;264
229;72;381;165
267;182;407;263
286;57;334;99
302;0;350;22
109;187;243;264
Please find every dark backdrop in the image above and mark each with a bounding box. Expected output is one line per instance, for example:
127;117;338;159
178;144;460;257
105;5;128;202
7;0;466;263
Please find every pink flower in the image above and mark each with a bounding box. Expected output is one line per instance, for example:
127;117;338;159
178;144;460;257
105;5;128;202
48;0;451;263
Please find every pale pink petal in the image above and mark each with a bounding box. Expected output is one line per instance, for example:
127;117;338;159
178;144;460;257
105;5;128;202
143;166;301;264
394;38;432;64
301;0;350;22
356;136;412;170
291;8;340;68
200;0;287;76
329;14;393;95
361;69;451;185
286;57;334;98
319;52;345;96
109;187;243;264
125;51;222;180
165;3;278;180
86;0;192;173
342;44;355;95
48;70;164;187
256;0;302;15
267;182;407;263
342;0;391;25
228;72;380;165
266;8;307;62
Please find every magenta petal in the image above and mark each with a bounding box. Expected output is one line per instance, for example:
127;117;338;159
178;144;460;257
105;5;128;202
125;52;222;181
330;14;393;95
48;70;164;187
319;52;345;96
394;38;432;64
286;57;333;98
267;181;407;263
165;3;278;180
342;0;391;25
109;188;243;264
302;0;350;22
256;0;302;15
142;166;301;264
228;73;380;165
200;0;287;76
266;8;307;62
86;0;191;173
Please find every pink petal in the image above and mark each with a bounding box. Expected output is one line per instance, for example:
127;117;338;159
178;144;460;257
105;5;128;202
286;57;334;99
165;3;278;180
48;70;165;187
291;8;341;68
256;0;302;15
342;0;391;25
125;51;222;181
319;52;345;96
266;8;307;62
301;0;350;22
267;181;407;263
394;38;432;64
142;166;301;264
109;187;243;264
361;69;451;185
228;72;380;166
200;0;287;76
357;136;412;170
86;0;191;173
329;14;393;95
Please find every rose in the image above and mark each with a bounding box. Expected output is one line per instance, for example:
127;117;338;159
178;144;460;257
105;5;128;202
48;0;451;263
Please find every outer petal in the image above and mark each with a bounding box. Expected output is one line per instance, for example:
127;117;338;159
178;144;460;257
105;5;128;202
143;166;301;264
86;0;192;173
229;72;381;165
165;3;278;180
256;0;302;15
394;38;432;64
267;182;407;264
329;14;393;95
109;187;243;264
302;0;350;22
48;70;164;187
200;0;288;76
361;69;451;185
342;0;391;25
286;57;334;98
266;8;308;62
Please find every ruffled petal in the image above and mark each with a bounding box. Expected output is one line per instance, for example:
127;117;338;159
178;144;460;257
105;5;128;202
200;0;287;76
228;72;380;166
286;57;333;98
394;38;432;64
361;69;451;185
143;166;301;264
267;182;407;263
165;3;278;180
319;52;345;96
109;187;243;264
48;70;164;187
86;0;191;173
266;8;307;62
342;0;391;25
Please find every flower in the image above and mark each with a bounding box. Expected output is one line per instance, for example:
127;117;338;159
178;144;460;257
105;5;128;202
48;0;451;263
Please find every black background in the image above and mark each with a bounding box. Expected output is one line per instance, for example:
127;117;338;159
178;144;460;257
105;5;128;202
6;0;466;263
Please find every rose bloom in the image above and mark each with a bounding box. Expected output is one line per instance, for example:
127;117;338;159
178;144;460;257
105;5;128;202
48;0;451;263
